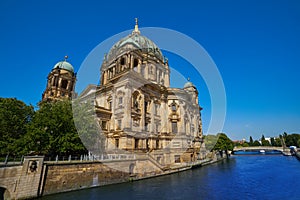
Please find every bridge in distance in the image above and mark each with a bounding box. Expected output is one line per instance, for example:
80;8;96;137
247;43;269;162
233;146;285;152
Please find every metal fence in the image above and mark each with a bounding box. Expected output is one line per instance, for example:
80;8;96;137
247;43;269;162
0;153;136;166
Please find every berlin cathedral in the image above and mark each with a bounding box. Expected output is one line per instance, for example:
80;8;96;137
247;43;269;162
42;19;206;168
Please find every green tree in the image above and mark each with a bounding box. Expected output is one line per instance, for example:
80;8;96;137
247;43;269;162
0;98;34;155
72;100;106;155
203;135;218;151
253;140;261;146
283;132;288;139
212;133;234;151
249;136;254;146
242;142;249;147
285;134;300;147
274;137;282;147
25;100;87;156
260;134;270;146
270;137;276;146
261;140;270;146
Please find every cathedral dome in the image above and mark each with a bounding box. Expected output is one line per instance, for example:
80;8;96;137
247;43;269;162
184;78;195;88
53;57;74;73
105;19;164;64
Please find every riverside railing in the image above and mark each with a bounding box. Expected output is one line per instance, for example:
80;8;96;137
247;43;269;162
44;154;137;163
0;154;136;166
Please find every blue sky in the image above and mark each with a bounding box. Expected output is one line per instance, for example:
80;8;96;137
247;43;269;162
0;0;299;140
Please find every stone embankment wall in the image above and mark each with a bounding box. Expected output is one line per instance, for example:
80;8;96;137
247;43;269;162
43;161;130;195
0;156;163;199
42;157;163;195
0;156;44;200
1;154;226;199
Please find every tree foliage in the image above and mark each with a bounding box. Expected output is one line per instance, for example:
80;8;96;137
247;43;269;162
0;98;34;155
270;137;276;146
0;97;87;156
249;136;253;146
72;100;106;155
242;142;249;147
203;134;218;151
253;140;261;146
260;134;270;146
25;100;87;156
284;133;300;147
212;133;234;151
274;137;282;146
261;140;270;146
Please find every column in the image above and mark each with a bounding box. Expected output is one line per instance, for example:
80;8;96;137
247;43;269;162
161;100;168;133
165;69;170;87
130;55;134;69
150;100;155;133
145;64;148;79
57;77;62;96
124;87;132;129
127;54;130;67
112;67;115;77
179;110;185;134
103;71;107;85
140;94;145;132
66;80;71;90
137;60;141;73
51;76;55;86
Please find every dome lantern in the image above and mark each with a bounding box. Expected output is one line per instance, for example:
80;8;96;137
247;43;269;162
103;19;164;69
184;77;195;88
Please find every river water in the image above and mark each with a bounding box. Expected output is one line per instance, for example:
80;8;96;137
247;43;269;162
42;155;300;200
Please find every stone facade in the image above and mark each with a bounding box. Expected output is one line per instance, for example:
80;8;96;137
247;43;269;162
79;20;206;168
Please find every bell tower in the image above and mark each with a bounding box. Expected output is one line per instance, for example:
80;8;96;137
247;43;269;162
42;56;76;101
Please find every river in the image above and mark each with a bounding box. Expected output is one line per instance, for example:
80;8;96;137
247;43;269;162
41;155;300;200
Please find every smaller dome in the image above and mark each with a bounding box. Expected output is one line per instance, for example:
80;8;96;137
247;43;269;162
53;60;74;72
184;81;194;88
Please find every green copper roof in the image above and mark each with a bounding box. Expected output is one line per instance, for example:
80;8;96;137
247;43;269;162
106;32;164;63
53;61;74;72
184;81;194;88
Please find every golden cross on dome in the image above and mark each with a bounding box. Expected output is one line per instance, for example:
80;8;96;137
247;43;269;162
133;18;140;34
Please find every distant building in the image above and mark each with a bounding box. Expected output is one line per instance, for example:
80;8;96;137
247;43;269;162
233;140;246;145
264;137;272;144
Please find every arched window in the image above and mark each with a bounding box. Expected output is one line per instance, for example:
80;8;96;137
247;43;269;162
115;138;119;148
132;91;140;111
172;104;177;112
61;79;68;89
133;59;138;72
133;59;138;67
172;121;178;133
